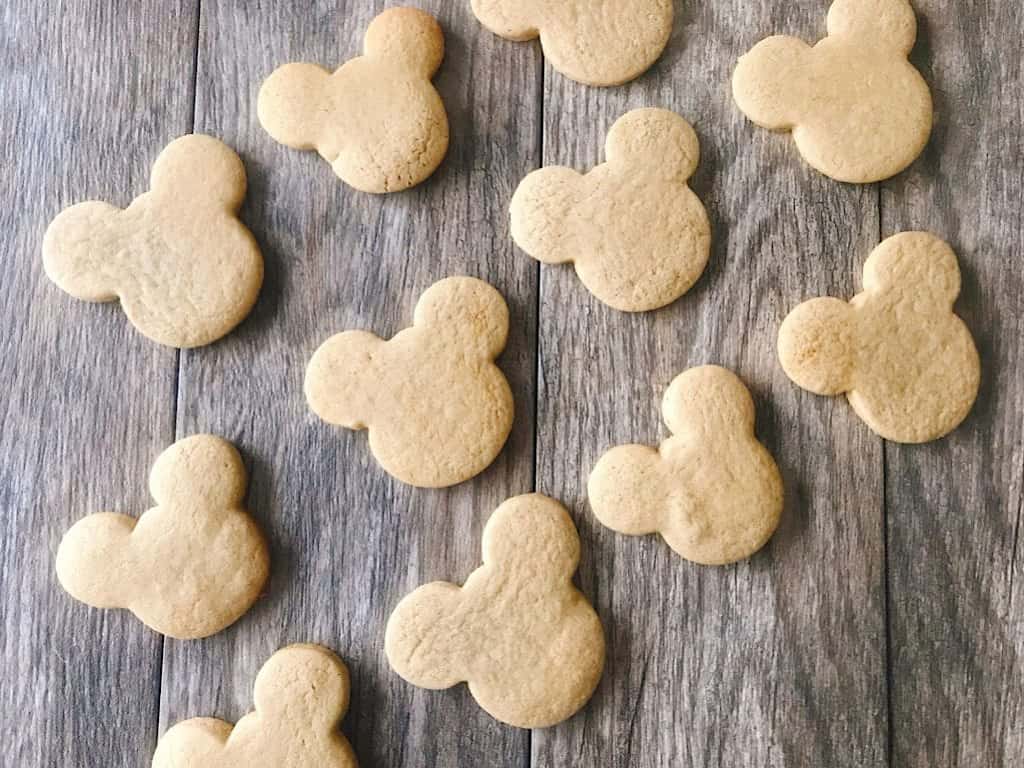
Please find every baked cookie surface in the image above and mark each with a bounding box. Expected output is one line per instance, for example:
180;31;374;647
778;232;980;443
43;134;263;348
589;366;783;565
258;7;448;193
472;0;672;86
511;108;710;312
385;493;605;728
732;0;932;182
56;434;269;639
305;276;514;488
152;644;358;768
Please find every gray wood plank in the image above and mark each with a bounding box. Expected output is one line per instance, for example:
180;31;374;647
532;2;888;766
0;2;198;766
881;1;1024;765
158;2;539;766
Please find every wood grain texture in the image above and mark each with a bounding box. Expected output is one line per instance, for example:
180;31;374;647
881;2;1024;765
156;2;538;767
532;2;887;766
0;2;197;766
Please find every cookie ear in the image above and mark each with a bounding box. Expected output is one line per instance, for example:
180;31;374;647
604;108;701;182
42;201;123;302
253;645;350;730
152;719;231;768
778;297;857;395
481;494;579;581
148;434;246;510
413;277;509;359
257;63;332;150
826;0;917;55
470;0;536;41
384;582;465;689
305;330;384;429
150;134;247;211
732;36;812;130
588;445;666;535
862;231;961;309
55;513;136;608
363;7;444;77
662;366;756;437
509;166;580;265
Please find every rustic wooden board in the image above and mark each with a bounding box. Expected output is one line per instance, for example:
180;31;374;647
532;1;888;765
157;2;538;767
881;2;1024;765
0;2;197;767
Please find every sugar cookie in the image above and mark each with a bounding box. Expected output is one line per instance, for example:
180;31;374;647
472;0;672;86
56;435;269;639
732;0;932;183
258;7;448;193
385;493;605;728
589;366;783;565
152;644;358;768
305;276;513;488
778;232;980;443
510;108;710;312
43;134;263;348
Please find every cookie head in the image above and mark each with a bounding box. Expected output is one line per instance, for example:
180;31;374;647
732;0;932;182
778;232;980;442
511;108;711;312
589;366;783;565
257;8;448;193
153;645;357;768
305;277;514;488
385;494;605;728
471;0;673;86
55;435;269;638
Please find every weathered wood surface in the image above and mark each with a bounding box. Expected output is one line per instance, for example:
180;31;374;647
0;1;1020;767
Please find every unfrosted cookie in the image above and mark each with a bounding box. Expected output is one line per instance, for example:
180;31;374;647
56;435;269;639
732;0;932;183
258;7;448;193
385;493;605;728
305;276;513;488
472;0;672;86
778;232;979;443
152;644;358;768
43;134;263;348
510;108;710;312
589;366;783;565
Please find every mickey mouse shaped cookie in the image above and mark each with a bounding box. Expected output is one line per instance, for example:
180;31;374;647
778;232;980;443
258;7;448;193
305;276;514;488
472;0;672;86
153;644;358;768
385;493;605;728
43;134;263;347
732;0;932;183
589;366;783;565
511;108;711;312
56;435;269;639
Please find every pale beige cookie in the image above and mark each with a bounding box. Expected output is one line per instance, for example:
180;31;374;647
732;0;932;183
305;276;513;488
385;493;605;728
510;108;711;312
152;644;358;768
778;232;980;443
588;366;783;565
43;134;263;347
472;0;672;86
56;435;269;640
258;7;448;193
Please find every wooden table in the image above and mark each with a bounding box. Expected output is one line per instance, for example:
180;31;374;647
2;1;1021;766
